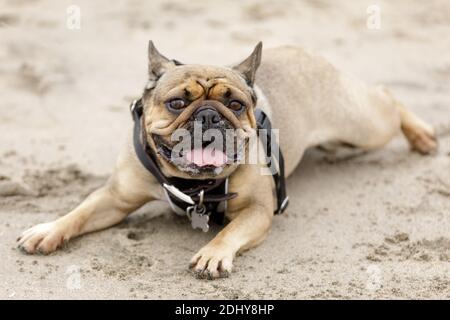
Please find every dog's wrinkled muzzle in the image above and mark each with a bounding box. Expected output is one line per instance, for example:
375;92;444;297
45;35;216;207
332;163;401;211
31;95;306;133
149;100;243;136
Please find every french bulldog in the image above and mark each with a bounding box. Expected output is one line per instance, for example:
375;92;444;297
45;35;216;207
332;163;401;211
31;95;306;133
17;41;437;279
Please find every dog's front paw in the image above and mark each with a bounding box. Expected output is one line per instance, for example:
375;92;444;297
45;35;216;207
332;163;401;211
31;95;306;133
17;222;67;254
189;242;234;280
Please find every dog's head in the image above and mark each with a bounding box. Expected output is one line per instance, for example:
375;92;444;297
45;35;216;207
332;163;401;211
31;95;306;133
142;41;262;180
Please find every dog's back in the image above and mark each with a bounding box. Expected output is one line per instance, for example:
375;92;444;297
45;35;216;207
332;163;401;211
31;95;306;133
256;46;417;176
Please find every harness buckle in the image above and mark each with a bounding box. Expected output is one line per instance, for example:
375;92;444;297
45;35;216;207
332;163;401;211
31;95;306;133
130;99;144;118
130;99;138;113
255;108;269;130
278;196;289;214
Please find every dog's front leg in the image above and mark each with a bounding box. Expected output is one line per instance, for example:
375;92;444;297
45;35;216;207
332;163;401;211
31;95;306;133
189;169;274;279
18;149;156;254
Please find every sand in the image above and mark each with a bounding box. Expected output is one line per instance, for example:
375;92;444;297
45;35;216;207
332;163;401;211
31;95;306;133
0;0;449;299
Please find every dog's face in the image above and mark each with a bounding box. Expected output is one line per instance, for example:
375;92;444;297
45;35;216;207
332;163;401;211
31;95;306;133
142;41;262;180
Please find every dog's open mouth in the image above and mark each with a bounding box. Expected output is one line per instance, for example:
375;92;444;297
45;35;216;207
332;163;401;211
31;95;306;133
153;134;243;175
184;148;228;167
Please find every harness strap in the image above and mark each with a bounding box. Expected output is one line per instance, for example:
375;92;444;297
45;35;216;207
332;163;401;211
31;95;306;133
131;99;169;185
254;109;289;214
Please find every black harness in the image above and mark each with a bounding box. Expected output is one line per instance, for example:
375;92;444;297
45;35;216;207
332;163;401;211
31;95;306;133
131;99;288;232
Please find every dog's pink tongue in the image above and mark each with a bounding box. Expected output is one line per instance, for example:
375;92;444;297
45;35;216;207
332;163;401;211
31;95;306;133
186;148;228;167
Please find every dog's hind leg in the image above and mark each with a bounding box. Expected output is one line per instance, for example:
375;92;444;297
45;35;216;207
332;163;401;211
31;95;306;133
333;84;438;154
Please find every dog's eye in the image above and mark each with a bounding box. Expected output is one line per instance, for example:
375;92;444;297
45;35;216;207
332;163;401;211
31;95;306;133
167;99;186;111
228;100;244;112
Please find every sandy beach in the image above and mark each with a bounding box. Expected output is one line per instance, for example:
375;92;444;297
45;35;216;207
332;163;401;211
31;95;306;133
0;0;449;299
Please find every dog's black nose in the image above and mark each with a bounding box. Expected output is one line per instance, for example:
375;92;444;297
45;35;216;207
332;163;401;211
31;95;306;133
194;107;222;127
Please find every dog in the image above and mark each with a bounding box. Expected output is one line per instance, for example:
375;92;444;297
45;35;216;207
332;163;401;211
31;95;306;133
17;41;437;279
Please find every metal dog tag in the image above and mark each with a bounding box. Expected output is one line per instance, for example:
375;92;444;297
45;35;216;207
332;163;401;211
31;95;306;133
187;205;209;232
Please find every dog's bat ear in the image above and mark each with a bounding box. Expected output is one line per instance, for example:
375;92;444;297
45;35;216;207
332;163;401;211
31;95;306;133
233;41;262;87
147;40;177;79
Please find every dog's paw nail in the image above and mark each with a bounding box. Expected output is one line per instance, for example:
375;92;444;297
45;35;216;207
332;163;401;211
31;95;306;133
193;270;204;279
206;270;214;280
18;245;31;255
